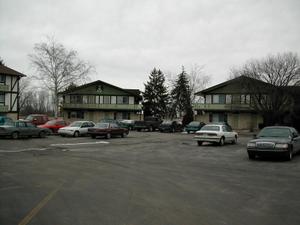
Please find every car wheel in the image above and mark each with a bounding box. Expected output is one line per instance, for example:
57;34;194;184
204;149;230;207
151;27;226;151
285;149;293;161
219;137;225;146
172;128;175;133
73;131;79;137
121;132;128;138
39;131;46;138
11;131;19;139
149;126;153;132
137;129;141;132
197;141;203;146
248;152;256;160
232;136;237;144
91;135;96;139
187;131;190;134
106;133;111;139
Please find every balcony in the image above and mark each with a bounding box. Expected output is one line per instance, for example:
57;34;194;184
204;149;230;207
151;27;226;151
193;103;253;111
62;103;142;111
0;105;9;112
0;84;9;92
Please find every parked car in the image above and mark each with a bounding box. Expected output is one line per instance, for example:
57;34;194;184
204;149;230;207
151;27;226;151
88;122;129;139
38;119;68;133
159;120;182;133
0;120;50;139
119;119;135;130
0;116;13;126
58;121;95;137
185;121;205;133
194;123;238;146
247;126;300;160
134;117;162;131
24;114;49;125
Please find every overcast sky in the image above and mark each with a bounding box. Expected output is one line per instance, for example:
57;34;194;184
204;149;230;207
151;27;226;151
1;0;300;90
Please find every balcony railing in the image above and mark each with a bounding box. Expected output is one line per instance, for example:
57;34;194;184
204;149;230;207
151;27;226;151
62;103;142;111
0;105;9;112
0;84;9;92
193;103;253;111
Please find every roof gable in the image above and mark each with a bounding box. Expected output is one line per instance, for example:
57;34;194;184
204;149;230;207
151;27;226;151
196;76;268;95
0;65;26;77
61;80;141;97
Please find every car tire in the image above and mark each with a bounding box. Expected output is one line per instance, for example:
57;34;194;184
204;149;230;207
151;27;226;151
11;131;19;139
219;137;225;146
39;131;46;138
248;152;256;160
121;132;128;138
73;131;79;137
232;136;237;144
187;131;190;134
149;126;153;132
91;135;96;139
106;133;111;139
197;141;203;146
285;149;293;161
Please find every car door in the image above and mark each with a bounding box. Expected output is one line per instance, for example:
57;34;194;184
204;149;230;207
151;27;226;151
17;121;28;136
291;128;300;152
110;123;121;136
223;125;235;141
79;122;89;135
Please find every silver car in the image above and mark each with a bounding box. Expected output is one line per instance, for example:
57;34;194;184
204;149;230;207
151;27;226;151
58;121;95;137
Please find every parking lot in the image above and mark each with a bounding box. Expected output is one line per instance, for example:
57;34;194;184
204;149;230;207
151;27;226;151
1;132;300;225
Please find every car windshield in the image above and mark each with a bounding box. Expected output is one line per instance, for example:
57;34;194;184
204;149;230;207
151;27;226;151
121;120;133;124
162;121;172;125
69;122;83;127
258;127;291;138
95;123;109;128
188;121;199;126
201;125;220;131
25;115;33;120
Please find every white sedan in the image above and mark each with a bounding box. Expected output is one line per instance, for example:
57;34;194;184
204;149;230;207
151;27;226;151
194;123;238;146
58;121;95;137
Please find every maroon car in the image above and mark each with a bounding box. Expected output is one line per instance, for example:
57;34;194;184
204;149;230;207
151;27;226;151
88;122;129;139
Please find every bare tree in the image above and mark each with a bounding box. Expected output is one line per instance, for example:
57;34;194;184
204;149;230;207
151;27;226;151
29;37;93;117
189;64;210;103
230;52;300;126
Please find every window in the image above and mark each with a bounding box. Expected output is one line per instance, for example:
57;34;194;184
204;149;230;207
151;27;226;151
226;95;232;104
111;96;116;104
232;95;240;104
209;113;227;122
241;94;250;104
117;96;129;104
205;95;212;104
0;75;5;84
103;96;110;104
213;95;219;103
68;111;84;119
0;92;4;106
88;96;96;104
70;95;83;104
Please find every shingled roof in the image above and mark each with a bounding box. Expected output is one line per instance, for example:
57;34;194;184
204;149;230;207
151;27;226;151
0;64;26;77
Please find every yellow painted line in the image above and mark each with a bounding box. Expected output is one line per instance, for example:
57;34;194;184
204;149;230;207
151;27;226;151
18;183;63;225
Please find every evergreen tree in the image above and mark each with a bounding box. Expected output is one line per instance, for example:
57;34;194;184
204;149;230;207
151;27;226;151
170;67;194;126
143;68;169;119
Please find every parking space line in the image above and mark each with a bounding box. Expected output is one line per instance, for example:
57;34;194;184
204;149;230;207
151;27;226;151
18;182;63;225
50;141;109;146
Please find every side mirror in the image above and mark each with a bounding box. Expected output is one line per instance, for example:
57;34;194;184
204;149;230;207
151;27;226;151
253;134;257;139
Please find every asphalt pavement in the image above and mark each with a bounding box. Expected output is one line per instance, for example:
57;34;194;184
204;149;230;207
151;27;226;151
0;132;300;225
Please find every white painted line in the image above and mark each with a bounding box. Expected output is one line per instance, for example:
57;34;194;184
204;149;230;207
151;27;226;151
50;141;109;146
0;148;47;153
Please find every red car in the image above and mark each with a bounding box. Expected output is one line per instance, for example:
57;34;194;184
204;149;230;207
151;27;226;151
38;119;68;133
88;122;129;139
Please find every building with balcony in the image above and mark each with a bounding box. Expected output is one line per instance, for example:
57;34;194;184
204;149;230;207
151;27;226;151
0;64;26;120
60;80;142;122
193;76;263;131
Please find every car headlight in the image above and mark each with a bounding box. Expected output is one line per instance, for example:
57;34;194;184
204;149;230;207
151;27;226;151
275;143;289;149
247;142;256;148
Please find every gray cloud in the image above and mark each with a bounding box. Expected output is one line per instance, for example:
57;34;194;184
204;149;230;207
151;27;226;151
1;0;300;90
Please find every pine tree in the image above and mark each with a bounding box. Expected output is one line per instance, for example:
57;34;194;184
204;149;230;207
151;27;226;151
143;68;169;119
170;67;194;126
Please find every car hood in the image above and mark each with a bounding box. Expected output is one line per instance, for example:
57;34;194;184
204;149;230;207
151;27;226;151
60;126;78;130
249;137;291;144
